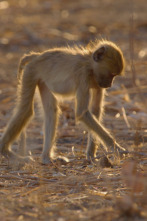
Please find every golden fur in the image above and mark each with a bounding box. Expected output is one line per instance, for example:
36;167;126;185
0;40;125;164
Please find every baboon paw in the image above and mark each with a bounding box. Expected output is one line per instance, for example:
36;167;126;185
114;146;127;158
2;150;34;165
118;146;126;152
88;159;98;165
86;153;96;164
53;156;70;165
115;144;126;152
11;153;34;164
98;156;113;168
41;156;52;165
22;155;34;163
14;156;35;166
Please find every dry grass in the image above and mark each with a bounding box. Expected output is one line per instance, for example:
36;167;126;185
0;0;147;220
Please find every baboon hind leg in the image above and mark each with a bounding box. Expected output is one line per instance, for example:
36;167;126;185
38;82;69;164
38;82;59;164
18;131;26;156
0;67;36;162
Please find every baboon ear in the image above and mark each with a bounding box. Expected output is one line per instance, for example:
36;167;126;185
93;46;106;62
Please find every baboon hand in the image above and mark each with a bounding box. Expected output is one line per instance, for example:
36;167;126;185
110;143;126;159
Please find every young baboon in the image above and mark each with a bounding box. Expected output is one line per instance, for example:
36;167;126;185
0;40;126;164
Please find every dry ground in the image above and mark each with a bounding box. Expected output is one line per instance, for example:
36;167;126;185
0;0;147;220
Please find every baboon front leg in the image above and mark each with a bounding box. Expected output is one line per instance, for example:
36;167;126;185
87;88;105;161
76;87;125;159
38;82;59;164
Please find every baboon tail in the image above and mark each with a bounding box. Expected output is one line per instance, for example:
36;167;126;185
18;53;37;80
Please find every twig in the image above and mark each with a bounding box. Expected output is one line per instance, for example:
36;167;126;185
95;151;147;157
0;174;56;183
110;85;147;96
129;0;136;86
122;107;131;128
20;186;41;196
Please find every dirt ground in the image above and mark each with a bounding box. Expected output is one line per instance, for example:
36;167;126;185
0;0;147;220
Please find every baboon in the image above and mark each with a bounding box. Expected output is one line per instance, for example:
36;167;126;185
0;40;126;164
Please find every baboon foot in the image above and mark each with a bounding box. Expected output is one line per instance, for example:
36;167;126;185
54;155;70;164
42;153;69;165
86;154;113;168
2;149;34;164
41;155;52;165
86;152;97;164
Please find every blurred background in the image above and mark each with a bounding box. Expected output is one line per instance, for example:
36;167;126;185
0;1;147;220
0;0;147;80
0;0;147;145
0;0;147;150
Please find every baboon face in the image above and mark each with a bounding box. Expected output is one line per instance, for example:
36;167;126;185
92;66;116;88
97;71;116;88
92;45;124;88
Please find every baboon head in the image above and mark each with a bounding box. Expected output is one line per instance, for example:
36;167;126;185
91;41;125;88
